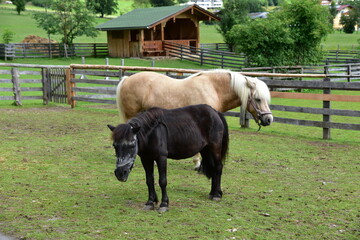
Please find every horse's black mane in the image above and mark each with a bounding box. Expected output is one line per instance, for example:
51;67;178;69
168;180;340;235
112;107;164;142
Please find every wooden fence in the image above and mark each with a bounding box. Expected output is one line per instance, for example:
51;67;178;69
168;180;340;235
66;64;360;139
0;43;108;60
1;63;359;139
0;63;68;105
164;41;246;70
200;43;360;65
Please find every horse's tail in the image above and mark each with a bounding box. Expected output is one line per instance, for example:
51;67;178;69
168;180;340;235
218;112;229;164
116;76;128;123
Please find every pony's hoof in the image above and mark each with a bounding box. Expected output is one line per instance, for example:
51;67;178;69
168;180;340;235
212;197;222;202
157;207;169;213
209;195;222;201
143;204;155;211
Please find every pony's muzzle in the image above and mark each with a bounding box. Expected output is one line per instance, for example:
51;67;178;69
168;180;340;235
114;167;130;182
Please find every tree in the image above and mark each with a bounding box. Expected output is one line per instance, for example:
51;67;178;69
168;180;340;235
150;0;175;7
340;11;358;33
217;0;264;49
132;0;151;9
229;17;293;67
33;12;57;41
33;0;98;45
12;0;27;15
227;0;332;66
86;0;118;18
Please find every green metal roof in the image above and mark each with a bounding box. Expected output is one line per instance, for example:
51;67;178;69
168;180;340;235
96;5;219;31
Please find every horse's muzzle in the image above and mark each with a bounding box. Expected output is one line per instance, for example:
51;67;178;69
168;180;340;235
260;114;273;126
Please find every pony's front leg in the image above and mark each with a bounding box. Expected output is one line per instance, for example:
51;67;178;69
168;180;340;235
141;158;158;210
157;157;169;213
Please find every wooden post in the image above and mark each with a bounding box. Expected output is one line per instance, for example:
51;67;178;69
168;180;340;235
66;68;76;108
41;68;50;105
11;68;22;106
347;65;351;82
323;77;331;140
105;58;109;80
240;108;249;128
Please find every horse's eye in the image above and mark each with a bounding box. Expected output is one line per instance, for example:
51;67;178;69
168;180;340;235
255;98;261;103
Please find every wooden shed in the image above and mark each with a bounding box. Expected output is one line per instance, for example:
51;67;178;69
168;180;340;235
96;4;220;57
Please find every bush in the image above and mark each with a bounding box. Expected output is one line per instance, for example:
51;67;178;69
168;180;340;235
2;29;15;44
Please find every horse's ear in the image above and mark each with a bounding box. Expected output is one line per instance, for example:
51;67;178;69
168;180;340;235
107;124;116;132
129;122;141;134
245;77;256;90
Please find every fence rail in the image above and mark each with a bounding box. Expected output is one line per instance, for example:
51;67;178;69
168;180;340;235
0;43;108;60
1;63;359;139
0;63;68;105
66;64;360;139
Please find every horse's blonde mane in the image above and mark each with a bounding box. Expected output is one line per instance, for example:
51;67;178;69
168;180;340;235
117;76;128;123
184;69;270;108
229;71;271;110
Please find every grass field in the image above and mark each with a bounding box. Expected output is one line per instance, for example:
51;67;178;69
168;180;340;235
1;6;360;48
0;103;359;240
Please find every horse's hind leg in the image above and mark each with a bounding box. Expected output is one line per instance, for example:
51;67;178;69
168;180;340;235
193;153;201;171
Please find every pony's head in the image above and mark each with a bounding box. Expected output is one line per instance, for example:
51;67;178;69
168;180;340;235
107;122;140;182
231;73;273;127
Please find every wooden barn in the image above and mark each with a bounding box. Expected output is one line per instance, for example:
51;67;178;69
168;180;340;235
96;4;220;57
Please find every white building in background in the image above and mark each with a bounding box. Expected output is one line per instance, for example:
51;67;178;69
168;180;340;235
183;0;223;10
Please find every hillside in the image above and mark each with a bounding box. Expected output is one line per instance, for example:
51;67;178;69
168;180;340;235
0;2;359;49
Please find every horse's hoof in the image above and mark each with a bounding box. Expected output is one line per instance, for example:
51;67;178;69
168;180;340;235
143;204;155;211
157;207;169;213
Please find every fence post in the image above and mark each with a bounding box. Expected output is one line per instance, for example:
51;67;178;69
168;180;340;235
93;43;97;57
347;65;351;82
66;67;76;108
11;68;22;106
240;108;249;128
323;77;331;140
41;68;50;105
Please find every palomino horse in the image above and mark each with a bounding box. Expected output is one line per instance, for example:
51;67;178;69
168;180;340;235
108;104;229;212
116;69;273;169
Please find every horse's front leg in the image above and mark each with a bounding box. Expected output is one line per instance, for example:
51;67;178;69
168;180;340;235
141;158;158;210
156;157;169;213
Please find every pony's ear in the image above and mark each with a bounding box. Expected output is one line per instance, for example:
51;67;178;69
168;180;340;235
245;77;256;90
129;122;141;134
107;124;116;132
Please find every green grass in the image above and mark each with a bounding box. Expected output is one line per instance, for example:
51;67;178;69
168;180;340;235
0;104;358;239
2;5;360;49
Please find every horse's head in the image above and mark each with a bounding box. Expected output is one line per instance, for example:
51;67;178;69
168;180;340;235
107;123;140;182
244;77;273;127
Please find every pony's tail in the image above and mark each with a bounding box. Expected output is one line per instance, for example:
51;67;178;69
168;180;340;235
218;112;229;164
116;76;128;123
200;112;229;179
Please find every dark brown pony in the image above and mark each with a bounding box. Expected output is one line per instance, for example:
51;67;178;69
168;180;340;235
116;70;273;169
108;104;229;212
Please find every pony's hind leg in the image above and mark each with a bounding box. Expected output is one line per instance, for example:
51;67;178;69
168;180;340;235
200;148;223;201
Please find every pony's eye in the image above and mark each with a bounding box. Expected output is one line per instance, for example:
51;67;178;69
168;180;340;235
255;98;261;103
